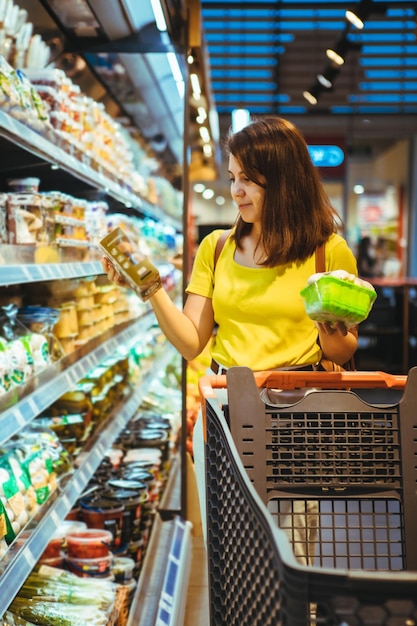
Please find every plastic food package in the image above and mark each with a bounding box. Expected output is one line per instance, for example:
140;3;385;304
300;271;377;326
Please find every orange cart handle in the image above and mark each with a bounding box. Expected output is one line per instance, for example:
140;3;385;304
198;369;407;401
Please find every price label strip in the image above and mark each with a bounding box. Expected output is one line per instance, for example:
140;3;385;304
156;518;192;626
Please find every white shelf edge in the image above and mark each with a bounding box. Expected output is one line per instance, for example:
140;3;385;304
0;260;104;286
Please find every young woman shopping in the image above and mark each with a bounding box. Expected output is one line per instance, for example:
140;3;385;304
101;115;359;564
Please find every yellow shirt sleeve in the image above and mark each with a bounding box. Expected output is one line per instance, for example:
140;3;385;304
186;228;226;298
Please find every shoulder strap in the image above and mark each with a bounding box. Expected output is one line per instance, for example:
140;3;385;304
214;229;232;269
315;243;326;273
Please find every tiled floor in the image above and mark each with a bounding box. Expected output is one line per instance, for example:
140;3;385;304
184;533;210;626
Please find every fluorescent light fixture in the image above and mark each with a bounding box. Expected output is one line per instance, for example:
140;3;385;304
190;73;201;97
167;52;184;97
167;53;183;83
231;108;250;132
303;90;318;105
199;126;210;142
150;0;167;31
326;48;345;65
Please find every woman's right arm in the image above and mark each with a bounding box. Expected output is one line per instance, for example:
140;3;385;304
101;256;215;361
147;288;215;361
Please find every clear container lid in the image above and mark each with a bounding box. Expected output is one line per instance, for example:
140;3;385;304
7;178;40;193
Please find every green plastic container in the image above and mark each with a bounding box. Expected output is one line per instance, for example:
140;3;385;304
300;275;377;326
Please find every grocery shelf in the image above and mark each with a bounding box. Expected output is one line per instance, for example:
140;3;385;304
0;312;156;446
0;258;103;285
0;109;182;231
0;343;177;618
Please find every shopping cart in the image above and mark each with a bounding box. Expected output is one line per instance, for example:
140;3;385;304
199;367;417;626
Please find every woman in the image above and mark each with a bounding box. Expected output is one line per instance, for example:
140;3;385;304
102;115;358;563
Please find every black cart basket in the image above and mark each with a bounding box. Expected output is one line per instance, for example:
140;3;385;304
199;367;417;626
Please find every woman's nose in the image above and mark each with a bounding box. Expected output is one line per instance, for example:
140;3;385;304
231;181;244;197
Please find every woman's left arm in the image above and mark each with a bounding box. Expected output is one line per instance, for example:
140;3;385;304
316;322;358;366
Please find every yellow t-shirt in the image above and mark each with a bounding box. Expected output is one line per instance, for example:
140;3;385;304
186;229;358;371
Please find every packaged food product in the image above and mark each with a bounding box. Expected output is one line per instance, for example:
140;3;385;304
40;537;64;560
66;529;113;559
52;302;78;338
300;271;377;326
65;553;113;577
112;556;135;583
99;227;160;292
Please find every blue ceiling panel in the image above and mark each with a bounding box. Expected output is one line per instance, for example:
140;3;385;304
201;0;417;119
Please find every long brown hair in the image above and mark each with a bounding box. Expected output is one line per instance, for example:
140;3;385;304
226;116;338;266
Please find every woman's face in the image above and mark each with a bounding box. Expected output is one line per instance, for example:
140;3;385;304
228;154;265;225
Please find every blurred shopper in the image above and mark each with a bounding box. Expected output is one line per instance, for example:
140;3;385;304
357;235;377;277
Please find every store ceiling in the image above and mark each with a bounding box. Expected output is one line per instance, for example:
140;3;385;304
28;0;417;191
200;0;417;153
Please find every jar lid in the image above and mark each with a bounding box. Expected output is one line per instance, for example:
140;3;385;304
107;478;146;492
80;496;124;512
122;469;153;483
123;459;154;470
105;488;145;502
137;429;167;442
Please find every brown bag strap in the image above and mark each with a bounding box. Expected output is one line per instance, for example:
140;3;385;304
315;241;356;371
315;243;326;273
214;229;232;269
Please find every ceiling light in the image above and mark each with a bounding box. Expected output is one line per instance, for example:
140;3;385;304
317;65;340;89
346;9;365;29
216;196;225;206
303;89;318;105
194;183;206;193
345;0;376;30
353;184;365;194
199;126;210;142
202;188;215;200
190;73;201;98
196;106;207;123
231;108;250;132
317;74;332;88
326;48;345;66
203;144;213;157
